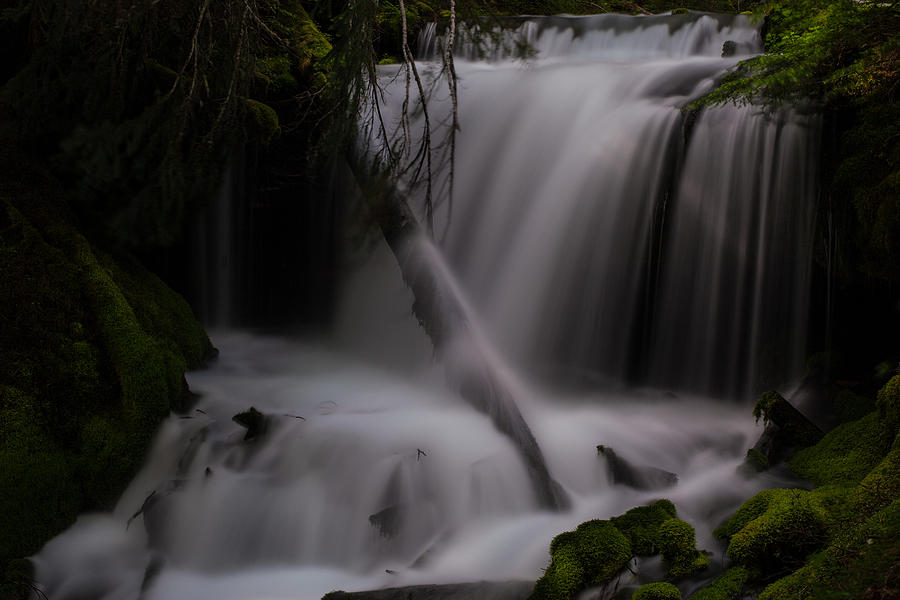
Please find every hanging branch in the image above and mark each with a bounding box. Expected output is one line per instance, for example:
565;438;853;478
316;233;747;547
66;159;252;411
398;0;435;237
440;0;459;243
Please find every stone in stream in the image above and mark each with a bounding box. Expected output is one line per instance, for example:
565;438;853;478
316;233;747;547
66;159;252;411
596;445;678;490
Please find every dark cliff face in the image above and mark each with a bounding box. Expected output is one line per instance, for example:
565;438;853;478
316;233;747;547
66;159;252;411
0;146;213;592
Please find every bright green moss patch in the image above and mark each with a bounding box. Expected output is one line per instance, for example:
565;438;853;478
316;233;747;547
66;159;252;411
853;432;900;514
686;567;750;600
714;489;777;539
758;499;900;600
610;499;677;555
633;581;681;600
657;519;709;579
790;411;887;488
724;489;825;571
529;520;632;600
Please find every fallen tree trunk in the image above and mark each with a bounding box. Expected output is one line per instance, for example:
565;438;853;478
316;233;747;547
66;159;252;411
346;151;569;511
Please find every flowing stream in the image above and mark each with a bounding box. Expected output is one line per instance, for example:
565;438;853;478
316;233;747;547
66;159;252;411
33;12;818;600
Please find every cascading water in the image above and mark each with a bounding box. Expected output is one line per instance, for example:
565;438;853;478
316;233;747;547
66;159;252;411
32;12;818;600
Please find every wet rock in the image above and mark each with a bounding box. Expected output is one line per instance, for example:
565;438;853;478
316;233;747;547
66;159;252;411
721;40;737;57
232;407;269;440
597;445;678;490
322;580;534;600
745;391;823;471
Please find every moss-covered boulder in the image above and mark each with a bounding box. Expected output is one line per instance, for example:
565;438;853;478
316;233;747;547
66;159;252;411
756;498;900;600
633;582;682;600
685;566;750;600
529;520;632;600
656;519;709;579
716;489;825;571
748;391;823;469
610;499;677;555
0;149;213;577
790;411;887;490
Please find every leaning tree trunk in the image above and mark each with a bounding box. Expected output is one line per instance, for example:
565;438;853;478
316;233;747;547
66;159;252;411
346;150;569;511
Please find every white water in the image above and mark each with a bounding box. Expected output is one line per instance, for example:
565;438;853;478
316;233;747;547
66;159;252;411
33;12;817;600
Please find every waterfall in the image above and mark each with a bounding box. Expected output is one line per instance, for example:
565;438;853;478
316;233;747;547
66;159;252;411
392;12;818;397
32;12;818;600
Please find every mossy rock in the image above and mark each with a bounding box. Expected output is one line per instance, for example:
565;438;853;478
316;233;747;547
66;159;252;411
790;411;887;489
245;99;281;145
671;7;690;14
743;448;770;473
852;431;900;514
611;499;678;555
529;520;632;600
633;582;682;600
722;489;825;571
686;566;750;600
753;391;823;448
833;388;876;424
657;519;709;579
757;498;900;600
0;151;212;571
876;370;900;434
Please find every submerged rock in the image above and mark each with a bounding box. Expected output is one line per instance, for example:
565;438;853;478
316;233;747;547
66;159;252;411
232;407;269;440
597;445;678;490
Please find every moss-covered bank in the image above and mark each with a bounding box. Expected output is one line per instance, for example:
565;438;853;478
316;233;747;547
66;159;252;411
687;372;900;599
0;146;213;596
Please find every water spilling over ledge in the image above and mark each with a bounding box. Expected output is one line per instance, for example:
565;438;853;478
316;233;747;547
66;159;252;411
33;11;819;600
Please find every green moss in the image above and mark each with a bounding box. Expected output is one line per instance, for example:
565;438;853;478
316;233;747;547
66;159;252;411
758;499;900;600
686;567;750;600
852;432;900;514
657;519;709;579
0;150;211;571
633;582;681;600
833;388;876;424
529;520;632;600
255;55;298;95
245;98;281;145
98;250;212;371
756;563;816;600
714;489;776;539
876;370;900;434
790;411;887;488
744;448;770;472
0;386;81;570
610;499;677;555
671;7;689;14
724;489;825;571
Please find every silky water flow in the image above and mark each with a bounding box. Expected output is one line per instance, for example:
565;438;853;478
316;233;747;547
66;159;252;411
32;12;819;600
